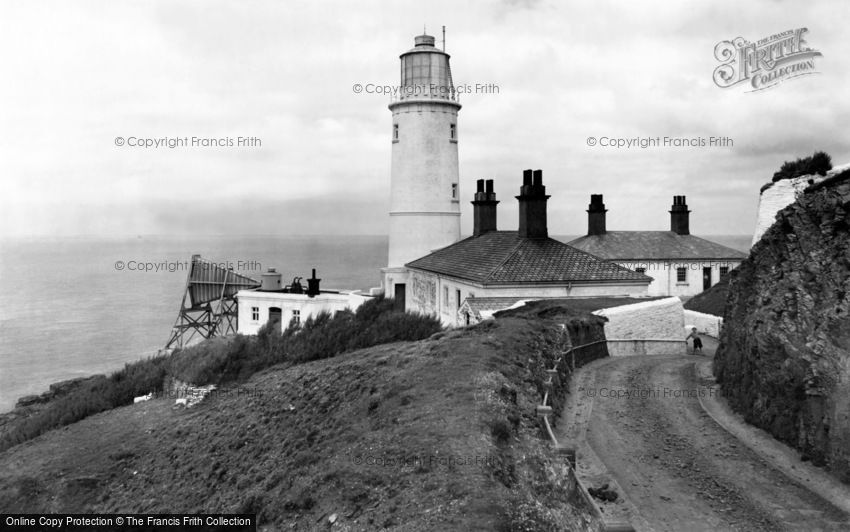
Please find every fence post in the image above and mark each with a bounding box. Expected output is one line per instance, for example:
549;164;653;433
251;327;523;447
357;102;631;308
557;445;577;469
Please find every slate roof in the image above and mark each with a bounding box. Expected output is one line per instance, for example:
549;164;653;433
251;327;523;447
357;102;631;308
568;231;748;260
405;231;649;285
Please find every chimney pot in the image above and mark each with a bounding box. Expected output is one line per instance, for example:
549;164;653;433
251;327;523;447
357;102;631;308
517;168;550;239
670;195;691;235
476;179;484;193
307;268;321;297
587;194;607;235
532;169;543;187
472;179;499;236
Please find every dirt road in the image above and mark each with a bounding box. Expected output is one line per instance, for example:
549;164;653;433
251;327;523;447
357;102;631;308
559;344;850;531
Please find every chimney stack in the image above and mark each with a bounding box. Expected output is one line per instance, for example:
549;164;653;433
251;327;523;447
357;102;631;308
670;195;690;235
472;179;499;236
516;169;550;239
306;268;321;297
587;194;607;235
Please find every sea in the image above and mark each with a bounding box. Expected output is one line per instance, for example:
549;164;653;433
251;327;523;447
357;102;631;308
0;234;751;413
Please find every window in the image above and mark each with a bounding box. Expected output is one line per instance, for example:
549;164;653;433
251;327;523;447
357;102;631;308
393;124;399;142
676;267;687;283
292;309;301;325
443;286;449;308
719;266;729;278
451;183;458;200
456;289;462;310
251;307;259;321
635;267;646;274
450;123;456;140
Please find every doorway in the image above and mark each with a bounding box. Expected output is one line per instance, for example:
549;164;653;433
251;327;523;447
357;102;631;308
702;267;712;291
268;307;282;331
394;283;406;312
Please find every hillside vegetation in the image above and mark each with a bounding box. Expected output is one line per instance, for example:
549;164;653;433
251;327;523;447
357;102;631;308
684;276;731;317
0;297;441;452
0;306;607;531
771;151;832;183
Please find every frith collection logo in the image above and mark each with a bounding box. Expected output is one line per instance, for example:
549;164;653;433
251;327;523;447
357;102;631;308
713;28;822;92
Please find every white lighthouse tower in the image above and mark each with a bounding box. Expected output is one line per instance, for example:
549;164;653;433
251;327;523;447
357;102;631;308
382;31;462;303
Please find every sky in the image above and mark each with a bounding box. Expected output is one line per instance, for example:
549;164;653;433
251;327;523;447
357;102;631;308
1;0;848;238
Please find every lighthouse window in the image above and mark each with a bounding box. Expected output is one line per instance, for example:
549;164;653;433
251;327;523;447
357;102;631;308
450;123;456;139
393;124;399;142
292;309;301;325
451;183;458;200
676;267;687;283
719;266;729;278
251;307;259;321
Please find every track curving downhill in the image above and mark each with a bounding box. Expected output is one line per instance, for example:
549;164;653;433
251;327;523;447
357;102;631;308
560;340;850;532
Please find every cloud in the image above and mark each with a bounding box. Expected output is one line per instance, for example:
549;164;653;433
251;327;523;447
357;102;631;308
1;0;848;237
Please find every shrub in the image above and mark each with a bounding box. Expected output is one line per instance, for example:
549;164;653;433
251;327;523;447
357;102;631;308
1;295;443;452
489;417;513;444
168;336;247;385
286;297;442;363
772;151;832;182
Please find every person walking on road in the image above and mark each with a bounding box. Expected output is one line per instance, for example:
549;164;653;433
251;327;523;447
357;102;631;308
686;327;703;355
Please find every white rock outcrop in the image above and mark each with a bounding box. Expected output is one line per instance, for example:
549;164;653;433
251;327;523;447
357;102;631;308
752;162;850;246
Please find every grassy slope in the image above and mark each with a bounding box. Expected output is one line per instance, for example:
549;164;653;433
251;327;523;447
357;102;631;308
0;297;442;453
0;315;598;531
683;276;730;317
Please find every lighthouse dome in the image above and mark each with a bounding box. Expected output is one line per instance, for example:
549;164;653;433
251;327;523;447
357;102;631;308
414;34;436;47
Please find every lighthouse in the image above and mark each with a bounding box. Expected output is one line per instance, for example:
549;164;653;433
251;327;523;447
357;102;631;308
382;31;462;303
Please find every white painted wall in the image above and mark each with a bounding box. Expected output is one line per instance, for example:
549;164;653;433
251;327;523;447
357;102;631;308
684;309;723;338
406;269;649;327
593;297;687;356
388;100;461;268
615;260;741;297
381;266;410;300
236;290;371;335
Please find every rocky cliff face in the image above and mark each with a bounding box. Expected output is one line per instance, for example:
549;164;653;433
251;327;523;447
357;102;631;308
715;171;850;482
